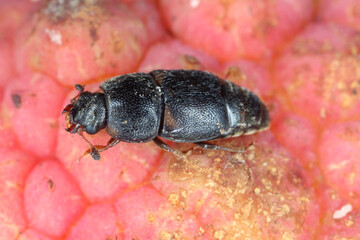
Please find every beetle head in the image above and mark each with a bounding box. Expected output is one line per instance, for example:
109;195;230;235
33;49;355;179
62;84;107;135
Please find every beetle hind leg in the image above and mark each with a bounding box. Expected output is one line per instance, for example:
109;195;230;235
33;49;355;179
194;141;246;153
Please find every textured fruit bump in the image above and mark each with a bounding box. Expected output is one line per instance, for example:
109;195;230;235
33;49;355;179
1;0;360;239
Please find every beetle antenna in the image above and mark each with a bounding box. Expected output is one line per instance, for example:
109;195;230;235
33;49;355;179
75;84;84;92
70;84;85;104
62;85;85;115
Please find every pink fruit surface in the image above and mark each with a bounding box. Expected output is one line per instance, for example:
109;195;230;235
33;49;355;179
0;149;36;240
159;0;314;61
3;73;66;157
319;0;360;30
15;0;165;86
273;22;360;123
24;160;86;237
0;0;359;239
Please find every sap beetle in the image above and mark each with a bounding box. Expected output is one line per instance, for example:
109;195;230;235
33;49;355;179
62;69;270;160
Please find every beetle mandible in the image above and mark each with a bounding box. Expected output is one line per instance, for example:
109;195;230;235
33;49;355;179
62;69;270;160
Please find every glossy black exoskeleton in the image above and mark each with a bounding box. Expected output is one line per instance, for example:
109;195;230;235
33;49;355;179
62;69;270;160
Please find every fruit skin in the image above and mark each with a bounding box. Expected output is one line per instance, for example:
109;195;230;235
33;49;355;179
319;0;360;30
159;0;314;61
24;160;86;237
14;0;165;86
3;73;66;158
0;0;360;239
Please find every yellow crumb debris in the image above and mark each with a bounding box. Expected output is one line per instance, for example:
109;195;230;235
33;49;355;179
348;172;356;184
148;213;154;223
176;214;182;221
181;190;187;198
345;219;354;227
214;230;225;240
320;107;326;118
331;192;338;200
282;231;294;240
247;151;255;161
283;204;290;214
241;199;253;218
270;167;277;175
159;230;172;240
173;231;181;240
169;193;179;205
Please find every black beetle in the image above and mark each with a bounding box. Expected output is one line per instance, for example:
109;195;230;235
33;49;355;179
62;69;270;160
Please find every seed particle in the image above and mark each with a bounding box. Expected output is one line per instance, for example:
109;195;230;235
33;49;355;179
48;179;55;191
11;94;21;108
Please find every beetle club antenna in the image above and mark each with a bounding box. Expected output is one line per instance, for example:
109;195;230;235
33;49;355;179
61;84;85;115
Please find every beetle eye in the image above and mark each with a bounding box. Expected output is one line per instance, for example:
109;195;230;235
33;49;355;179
85;125;98;134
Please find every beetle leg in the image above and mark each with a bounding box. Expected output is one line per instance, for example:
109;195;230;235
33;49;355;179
76;127;102;160
62;103;74;114
224;66;240;80
93;138;120;153
182;55;202;70
65;123;81;133
194;141;245;153
77;131;120;161
153;137;186;159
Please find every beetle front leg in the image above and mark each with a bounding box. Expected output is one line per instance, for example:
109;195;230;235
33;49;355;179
81;137;120;161
76;128;120;161
76;127;101;160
